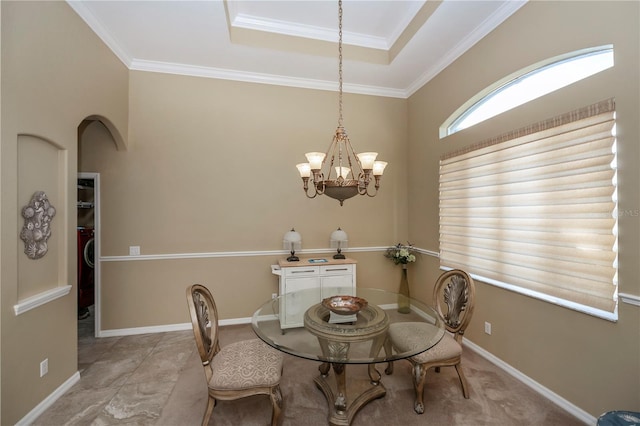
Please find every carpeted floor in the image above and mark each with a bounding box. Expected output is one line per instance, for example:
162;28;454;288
35;319;585;425
159;324;584;426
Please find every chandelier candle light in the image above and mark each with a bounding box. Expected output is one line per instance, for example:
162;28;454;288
296;0;387;206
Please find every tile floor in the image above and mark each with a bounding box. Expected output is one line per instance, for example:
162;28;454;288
33;307;196;425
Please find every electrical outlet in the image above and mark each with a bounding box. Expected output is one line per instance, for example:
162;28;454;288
271;293;278;299
40;358;48;377
129;246;140;256
484;321;492;335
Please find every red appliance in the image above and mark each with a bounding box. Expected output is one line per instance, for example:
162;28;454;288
77;227;95;311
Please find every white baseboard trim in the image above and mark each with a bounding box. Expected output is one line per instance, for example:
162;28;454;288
97;317;252;337
219;317;253;326
98;322;192;337
464;339;595;425
16;371;80;426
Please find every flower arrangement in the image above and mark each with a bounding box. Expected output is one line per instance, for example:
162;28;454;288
384;242;417;265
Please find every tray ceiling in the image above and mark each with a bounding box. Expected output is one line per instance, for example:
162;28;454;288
68;0;526;98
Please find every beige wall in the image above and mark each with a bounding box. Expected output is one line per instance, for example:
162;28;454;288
89;71;408;255
1;1;128;424
407;0;639;417
79;70;409;331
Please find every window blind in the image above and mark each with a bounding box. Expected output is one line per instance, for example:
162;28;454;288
439;98;617;318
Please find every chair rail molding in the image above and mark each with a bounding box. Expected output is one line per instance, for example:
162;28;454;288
619;293;640;307
14;285;72;315
100;246;441;262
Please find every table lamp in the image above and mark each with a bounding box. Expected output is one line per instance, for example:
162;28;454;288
330;227;348;259
283;228;302;261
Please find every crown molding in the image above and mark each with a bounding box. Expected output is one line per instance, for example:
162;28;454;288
129;59;407;98
405;0;527;97
231;13;389;50
68;0;407;97
66;0;132;67
226;0;425;51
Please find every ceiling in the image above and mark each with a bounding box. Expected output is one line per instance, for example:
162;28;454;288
68;0;526;98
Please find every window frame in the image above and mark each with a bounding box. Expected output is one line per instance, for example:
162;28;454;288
440;45;614;138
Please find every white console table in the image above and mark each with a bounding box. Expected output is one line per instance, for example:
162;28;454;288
271;257;357;329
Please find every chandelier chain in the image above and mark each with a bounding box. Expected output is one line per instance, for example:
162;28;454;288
338;0;343;128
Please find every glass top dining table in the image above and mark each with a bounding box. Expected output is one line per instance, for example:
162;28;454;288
251;287;445;426
251;287;444;364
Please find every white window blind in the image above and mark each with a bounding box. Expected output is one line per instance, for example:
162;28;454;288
439;99;618;319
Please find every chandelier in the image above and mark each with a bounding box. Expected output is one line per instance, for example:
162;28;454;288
296;0;387;206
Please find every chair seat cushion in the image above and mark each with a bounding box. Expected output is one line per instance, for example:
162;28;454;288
389;322;462;364
210;338;283;390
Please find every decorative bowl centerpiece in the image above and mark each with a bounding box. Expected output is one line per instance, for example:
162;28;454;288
322;295;368;316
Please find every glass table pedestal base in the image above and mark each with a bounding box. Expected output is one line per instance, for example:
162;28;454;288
314;362;386;426
304;304;390;426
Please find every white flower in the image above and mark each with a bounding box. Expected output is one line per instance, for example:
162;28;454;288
385;243;417;265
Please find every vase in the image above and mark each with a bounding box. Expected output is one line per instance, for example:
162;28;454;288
398;264;411;313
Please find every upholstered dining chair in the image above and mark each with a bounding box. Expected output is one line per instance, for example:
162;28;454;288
387;269;476;414
185;284;284;426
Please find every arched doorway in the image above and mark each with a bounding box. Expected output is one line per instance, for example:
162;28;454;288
77;117;125;338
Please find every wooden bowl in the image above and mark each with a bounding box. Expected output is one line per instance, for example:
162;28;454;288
322;295;368;316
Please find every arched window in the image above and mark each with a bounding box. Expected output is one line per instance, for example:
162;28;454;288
441;45;614;138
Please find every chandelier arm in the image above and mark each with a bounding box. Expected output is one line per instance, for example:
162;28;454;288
304;189;319;199
301;177;318;199
358;183;379;197
361;174;382;197
356;171;369;195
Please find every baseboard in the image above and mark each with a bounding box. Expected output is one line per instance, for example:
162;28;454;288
97;317;252;337
16;371;80;426
464;339;595;425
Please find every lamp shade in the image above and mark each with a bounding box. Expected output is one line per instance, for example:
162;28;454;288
357;152;378;170
296;163;311;178
305;152;326;170
330;227;348;248
283;228;302;251
373;161;387;176
335;167;351;179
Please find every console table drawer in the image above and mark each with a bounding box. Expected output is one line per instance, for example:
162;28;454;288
283;266;319;277
320;264;354;275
